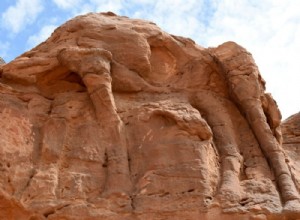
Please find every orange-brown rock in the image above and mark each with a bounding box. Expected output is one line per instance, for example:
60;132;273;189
282;112;300;217
0;12;299;220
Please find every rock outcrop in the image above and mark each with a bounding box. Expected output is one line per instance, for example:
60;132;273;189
0;12;299;220
282;112;300;215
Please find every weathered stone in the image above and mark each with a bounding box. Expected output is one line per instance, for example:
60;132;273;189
0;12;299;219
281;112;300;216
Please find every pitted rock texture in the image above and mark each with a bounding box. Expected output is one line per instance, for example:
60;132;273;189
0;12;299;220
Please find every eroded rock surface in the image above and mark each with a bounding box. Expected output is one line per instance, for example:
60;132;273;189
0;12;299;220
282;112;300;211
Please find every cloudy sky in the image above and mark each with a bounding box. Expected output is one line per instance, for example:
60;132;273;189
0;0;299;119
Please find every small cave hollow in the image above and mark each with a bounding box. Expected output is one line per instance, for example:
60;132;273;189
37;66;87;98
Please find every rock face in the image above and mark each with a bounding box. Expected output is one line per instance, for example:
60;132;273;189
0;12;299;219
282;112;300;212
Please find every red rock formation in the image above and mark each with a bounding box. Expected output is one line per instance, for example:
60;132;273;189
0;12;299;219
282;112;300;204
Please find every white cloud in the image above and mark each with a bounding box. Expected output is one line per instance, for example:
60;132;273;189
52;0;125;16
1;0;299;118
27;25;57;48
52;0;83;10
1;0;44;34
0;41;10;61
131;0;207;39
125;0;300;118
91;0;124;13
197;0;300;119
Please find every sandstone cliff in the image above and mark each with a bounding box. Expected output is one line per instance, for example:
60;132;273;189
0;12;299;220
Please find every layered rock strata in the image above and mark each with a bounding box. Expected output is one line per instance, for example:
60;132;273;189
0;12;299;220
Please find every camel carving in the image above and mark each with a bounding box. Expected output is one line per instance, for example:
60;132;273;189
0;13;299;218
54;43;300;212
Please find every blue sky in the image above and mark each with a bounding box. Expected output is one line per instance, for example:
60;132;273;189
0;0;299;119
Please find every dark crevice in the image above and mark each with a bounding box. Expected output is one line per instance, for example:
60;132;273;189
159;192;170;197
43;204;71;218
239;197;250;206
130;195;136;211
102;152;108;168
64;71;85;87
205;196;213;200
127;156;132;174
26;172;34;187
17;169;35;199
43;210;55;218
